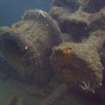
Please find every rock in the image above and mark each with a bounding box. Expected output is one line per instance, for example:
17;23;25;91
50;0;105;42
49;0;88;41
49;0;105;103
0;9;62;87
50;9;88;41
52;0;80;13
0;1;105;105
50;30;105;93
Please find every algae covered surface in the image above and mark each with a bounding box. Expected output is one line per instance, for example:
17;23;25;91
0;0;105;105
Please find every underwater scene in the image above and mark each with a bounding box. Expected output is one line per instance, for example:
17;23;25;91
0;0;105;105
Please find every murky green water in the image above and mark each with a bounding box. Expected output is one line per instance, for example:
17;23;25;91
0;78;42;105
0;77;97;105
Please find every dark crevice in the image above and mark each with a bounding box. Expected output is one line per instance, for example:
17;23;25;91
59;20;89;42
